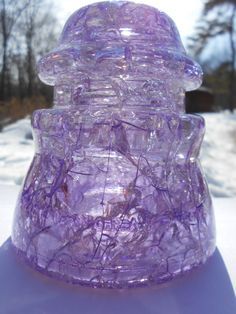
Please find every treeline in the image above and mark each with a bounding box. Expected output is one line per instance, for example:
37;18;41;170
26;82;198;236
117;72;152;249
0;0;58;125
188;0;236;112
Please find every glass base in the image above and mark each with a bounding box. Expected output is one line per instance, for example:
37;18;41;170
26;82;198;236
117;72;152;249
12;241;215;289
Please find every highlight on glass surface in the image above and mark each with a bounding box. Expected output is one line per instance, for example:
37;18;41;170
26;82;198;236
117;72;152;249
11;1;216;288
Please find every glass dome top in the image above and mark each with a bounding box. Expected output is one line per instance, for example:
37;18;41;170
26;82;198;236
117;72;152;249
38;1;202;92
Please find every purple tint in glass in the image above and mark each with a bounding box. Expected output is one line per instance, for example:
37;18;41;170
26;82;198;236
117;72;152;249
11;1;216;288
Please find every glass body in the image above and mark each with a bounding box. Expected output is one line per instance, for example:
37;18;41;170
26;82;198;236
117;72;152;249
12;1;216;288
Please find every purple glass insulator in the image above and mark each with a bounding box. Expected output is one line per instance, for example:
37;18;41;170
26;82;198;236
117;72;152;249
11;1;216;288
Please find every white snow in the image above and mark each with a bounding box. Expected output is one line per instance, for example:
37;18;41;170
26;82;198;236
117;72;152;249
201;111;236;197
0;118;34;186
0;111;236;197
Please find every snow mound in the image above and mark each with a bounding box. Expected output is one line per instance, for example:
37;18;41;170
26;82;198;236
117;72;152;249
0;112;235;197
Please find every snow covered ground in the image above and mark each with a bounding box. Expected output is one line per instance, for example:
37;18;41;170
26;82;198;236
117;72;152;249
0;111;236;197
201;112;236;197
0;118;34;186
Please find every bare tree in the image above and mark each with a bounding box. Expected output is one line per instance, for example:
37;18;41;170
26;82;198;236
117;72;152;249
0;0;30;101
18;0;58;97
189;0;236;112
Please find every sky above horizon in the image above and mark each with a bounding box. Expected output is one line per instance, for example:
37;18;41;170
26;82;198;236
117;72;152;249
56;0;203;45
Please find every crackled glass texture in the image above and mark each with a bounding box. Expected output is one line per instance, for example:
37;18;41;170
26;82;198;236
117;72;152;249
12;1;216;288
